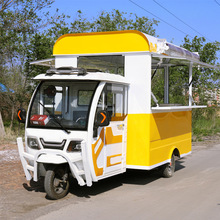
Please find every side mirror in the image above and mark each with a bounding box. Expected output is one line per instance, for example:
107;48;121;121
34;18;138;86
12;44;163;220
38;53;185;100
96;110;110;127
17;108;26;123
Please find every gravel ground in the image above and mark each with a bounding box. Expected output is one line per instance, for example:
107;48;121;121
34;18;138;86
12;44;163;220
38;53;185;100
0;142;29;191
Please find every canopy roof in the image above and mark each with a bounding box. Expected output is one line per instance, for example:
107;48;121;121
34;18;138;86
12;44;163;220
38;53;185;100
53;30;212;65
151;54;216;69
30;30;216;69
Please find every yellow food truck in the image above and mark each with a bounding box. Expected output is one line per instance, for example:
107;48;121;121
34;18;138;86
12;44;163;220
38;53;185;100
17;30;213;199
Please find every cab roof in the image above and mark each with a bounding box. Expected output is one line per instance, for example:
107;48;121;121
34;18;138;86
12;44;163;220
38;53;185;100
34;71;129;85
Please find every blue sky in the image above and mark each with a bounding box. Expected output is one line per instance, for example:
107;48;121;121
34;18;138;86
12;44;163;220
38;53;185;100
50;0;220;57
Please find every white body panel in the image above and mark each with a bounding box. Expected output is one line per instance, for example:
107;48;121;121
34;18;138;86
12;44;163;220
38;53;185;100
125;54;152;114
55;55;77;68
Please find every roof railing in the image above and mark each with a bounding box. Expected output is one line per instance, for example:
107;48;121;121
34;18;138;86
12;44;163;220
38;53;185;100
46;67;87;76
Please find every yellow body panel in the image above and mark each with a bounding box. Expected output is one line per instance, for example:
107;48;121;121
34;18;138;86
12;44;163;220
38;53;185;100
127;114;151;166
127;111;192;167
53;31;150;55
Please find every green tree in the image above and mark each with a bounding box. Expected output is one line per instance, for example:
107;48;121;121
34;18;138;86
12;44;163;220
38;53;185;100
70;10;159;35
0;7;159;129
181;36;220;137
180;36;220;107
182;36;220;89
0;0;54;128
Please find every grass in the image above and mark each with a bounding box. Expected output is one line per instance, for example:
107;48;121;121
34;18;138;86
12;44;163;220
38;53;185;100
192;114;220;141
0;121;25;144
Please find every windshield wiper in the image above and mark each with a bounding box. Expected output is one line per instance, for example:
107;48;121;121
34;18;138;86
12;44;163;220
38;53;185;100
38;102;70;134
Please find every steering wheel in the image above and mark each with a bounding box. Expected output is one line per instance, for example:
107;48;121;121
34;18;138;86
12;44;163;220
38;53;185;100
75;117;86;126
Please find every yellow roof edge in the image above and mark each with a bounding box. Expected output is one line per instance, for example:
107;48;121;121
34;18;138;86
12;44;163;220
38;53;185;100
54;30;150;47
53;30;151;55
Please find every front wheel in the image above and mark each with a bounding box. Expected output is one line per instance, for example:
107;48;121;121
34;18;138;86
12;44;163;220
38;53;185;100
44;165;69;200
161;154;175;178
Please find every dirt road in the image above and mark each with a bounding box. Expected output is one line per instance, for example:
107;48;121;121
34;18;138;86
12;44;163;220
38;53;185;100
0;136;220;220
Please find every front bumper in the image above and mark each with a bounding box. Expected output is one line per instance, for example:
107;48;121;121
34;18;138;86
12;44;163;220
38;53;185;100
17;137;92;186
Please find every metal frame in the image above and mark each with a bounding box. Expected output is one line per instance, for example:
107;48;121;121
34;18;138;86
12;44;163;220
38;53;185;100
151;54;214;110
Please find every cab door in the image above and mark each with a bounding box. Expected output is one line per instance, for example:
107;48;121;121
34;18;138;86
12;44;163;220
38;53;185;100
92;83;128;178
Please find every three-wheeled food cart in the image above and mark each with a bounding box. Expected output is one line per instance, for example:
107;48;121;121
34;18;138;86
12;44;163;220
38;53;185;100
17;30;214;199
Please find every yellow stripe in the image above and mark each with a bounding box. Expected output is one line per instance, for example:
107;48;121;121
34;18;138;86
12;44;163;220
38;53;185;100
92;127;123;176
105;127;122;145
92;128;104;176
107;154;122;167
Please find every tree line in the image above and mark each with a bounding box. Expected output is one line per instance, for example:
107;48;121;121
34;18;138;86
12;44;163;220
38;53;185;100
0;0;219;130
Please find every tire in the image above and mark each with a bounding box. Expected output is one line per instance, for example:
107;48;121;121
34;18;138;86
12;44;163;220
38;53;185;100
161;154;175;178
44;165;69;200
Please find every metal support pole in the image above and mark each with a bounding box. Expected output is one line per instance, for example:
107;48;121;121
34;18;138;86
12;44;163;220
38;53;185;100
189;62;193;106
164;66;169;104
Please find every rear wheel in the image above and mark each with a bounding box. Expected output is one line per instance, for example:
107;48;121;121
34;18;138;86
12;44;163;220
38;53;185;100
161;154;175;178
44;165;69;200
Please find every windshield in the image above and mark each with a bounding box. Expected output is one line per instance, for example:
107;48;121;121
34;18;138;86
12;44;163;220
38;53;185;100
28;81;98;130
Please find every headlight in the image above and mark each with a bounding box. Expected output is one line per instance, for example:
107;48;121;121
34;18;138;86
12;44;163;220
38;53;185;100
67;141;81;152
27;137;40;150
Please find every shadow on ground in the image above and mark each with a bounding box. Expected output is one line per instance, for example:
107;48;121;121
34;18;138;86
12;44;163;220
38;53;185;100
22;158;186;199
